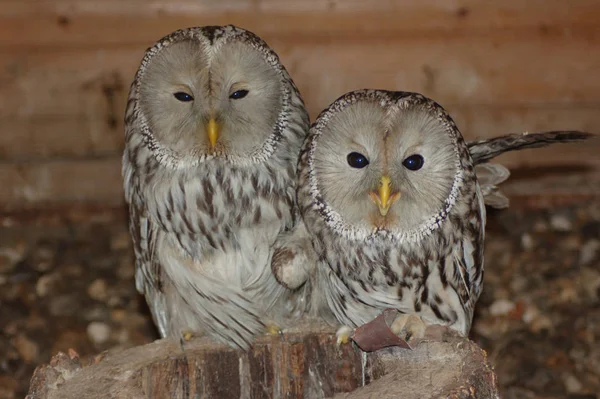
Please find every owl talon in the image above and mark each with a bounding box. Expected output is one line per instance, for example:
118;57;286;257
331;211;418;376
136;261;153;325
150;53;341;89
336;325;354;346
181;330;194;341
390;314;427;343
266;322;282;336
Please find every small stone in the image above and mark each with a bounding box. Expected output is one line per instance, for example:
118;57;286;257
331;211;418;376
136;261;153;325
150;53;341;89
579;239;600;266
117;256;135;280
110;231;131;251
489;299;516;317
12;334;39;363
529;314;553;335
510;275;528;292
49;295;79;317
550;214;572;232
32;244;56;272
563;373;583;394
36;273;59;297
577;267;600;302
522;304;540;324
88;279;108;302
87;322;111;345
111;309;127;322
0;243;26;273
520;233;534;250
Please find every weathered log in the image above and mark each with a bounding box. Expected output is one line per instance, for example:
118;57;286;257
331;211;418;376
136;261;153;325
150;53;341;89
26;325;498;399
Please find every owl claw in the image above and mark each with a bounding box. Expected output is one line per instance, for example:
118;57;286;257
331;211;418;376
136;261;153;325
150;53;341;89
336;325;354;346
390;314;427;343
181;329;194;341
266;322;282;336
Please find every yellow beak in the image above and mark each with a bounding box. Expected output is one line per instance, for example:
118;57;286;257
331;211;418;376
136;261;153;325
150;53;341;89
369;176;401;216
207;118;220;148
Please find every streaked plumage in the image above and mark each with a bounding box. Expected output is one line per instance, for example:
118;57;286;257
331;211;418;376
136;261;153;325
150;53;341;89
295;90;485;338
273;96;594;341
122;26;309;349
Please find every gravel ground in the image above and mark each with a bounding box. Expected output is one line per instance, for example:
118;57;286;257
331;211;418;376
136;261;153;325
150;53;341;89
1;200;599;398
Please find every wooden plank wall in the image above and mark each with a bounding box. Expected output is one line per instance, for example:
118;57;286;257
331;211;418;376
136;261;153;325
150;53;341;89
1;0;599;211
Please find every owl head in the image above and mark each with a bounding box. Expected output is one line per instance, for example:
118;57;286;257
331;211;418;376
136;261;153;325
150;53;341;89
129;25;295;166
301;90;476;243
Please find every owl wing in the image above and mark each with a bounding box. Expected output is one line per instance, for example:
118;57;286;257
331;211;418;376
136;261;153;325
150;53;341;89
128;197;169;337
452;185;486;329
123;151;169;338
475;163;510;209
467;130;593;165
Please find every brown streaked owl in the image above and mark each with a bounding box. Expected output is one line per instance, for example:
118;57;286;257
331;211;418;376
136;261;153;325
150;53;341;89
272;95;594;341
294;89;486;342
122;26;309;349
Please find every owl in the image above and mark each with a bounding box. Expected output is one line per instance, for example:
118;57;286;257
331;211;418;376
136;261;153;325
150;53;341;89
288;89;484;342
122;26;309;349
272;90;593;343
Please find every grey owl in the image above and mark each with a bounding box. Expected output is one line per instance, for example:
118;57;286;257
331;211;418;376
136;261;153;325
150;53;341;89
272;91;593;342
122;26;309;349
295;89;486;342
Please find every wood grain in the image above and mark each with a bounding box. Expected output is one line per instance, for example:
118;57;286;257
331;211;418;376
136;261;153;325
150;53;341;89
26;328;499;399
2;0;600;48
1;0;599;209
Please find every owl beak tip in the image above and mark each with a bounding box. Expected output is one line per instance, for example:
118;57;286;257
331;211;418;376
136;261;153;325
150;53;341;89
207;118;220;147
369;176;400;216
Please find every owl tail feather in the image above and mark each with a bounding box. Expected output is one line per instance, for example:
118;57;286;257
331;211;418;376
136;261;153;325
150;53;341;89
467;130;595;165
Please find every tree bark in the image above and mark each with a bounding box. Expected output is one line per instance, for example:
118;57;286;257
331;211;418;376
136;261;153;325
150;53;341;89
26;326;498;399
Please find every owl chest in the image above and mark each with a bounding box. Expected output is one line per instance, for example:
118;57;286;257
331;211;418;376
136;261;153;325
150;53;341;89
145;168;293;257
324;239;464;328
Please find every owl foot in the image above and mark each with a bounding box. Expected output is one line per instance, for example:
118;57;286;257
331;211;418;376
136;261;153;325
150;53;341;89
177;329;195;352
390;314;427;343
265;322;283;336
336;325;354;346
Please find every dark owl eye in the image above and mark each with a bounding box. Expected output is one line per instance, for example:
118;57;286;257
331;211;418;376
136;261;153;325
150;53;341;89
402;154;425;171
229;89;249;100
347;152;370;169
173;92;194;102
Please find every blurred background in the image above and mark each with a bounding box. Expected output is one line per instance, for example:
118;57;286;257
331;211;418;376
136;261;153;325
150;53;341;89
1;1;599;398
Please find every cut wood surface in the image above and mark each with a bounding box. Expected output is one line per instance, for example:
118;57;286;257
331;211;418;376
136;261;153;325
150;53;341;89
1;0;599;209
26;327;499;399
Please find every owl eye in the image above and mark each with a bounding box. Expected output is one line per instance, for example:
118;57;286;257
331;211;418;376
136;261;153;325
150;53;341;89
346;152;370;169
173;92;194;102
402;154;425;171
229;89;249;100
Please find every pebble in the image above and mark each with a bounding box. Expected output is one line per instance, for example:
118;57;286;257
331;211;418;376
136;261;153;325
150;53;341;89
36;273;59;297
577;267;600;302
49;295;79;317
550;214;573;232
579;239;600;266
117;256;135;280
32;244;56;272
87;322;111;345
563;373;583;394
522;304;540;324
0;244;26;273
489;299;516;317
510;275;528;292
12;334;39;363
110;231;131;251
528;314;553;335
88;279;108;302
521;233;534;250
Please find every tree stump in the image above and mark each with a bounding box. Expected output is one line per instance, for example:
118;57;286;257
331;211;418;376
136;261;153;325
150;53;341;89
26;326;498;399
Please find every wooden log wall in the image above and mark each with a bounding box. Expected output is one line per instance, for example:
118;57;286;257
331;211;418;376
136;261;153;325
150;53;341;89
1;0;599;211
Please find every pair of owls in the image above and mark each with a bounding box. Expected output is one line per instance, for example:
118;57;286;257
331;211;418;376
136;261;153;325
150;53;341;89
123;25;591;349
